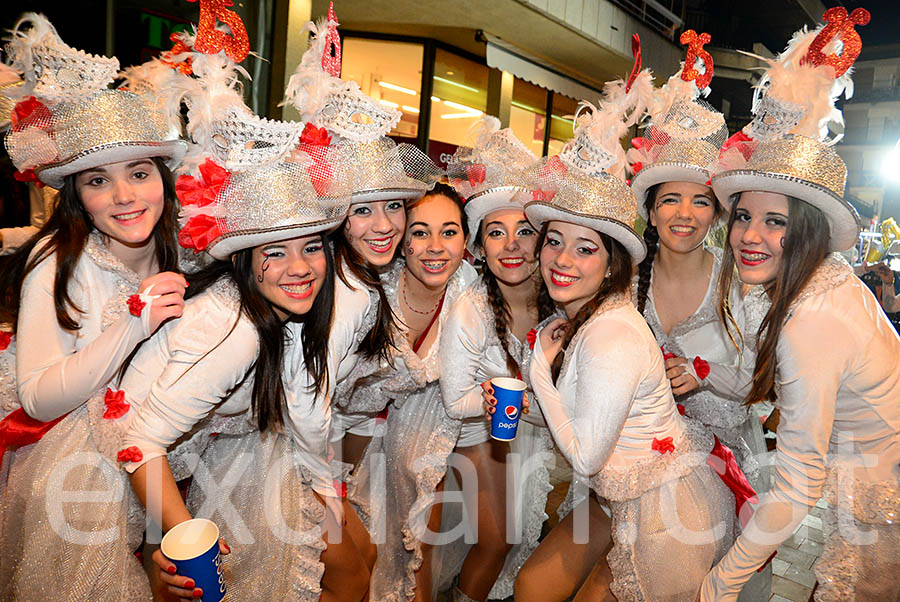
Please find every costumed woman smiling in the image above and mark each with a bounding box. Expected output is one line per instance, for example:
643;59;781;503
702;10;900;600
0;13;187;600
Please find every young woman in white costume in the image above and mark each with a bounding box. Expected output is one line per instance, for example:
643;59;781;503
278;6;441;472
508;81;735;601
0;14;187;601
434;119;556;602
701;12;900;600
628;52;769;503
345;182;476;601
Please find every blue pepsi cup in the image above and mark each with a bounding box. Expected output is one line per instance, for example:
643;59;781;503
161;519;225;602
490;377;526;441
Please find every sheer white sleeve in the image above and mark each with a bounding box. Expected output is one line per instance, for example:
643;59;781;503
439;296;490;420
529;317;644;477
702;304;844;600
122;295;258;473
16;252;149;421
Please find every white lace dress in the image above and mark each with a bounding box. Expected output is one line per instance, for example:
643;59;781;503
531;292;735;602
0;233;158;601
435;278;555;599
347;259;477;601
637;248;769;495
701;255;900;601
121;272;373;601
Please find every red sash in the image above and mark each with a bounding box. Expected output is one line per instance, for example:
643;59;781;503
0;408;66;471
706;435;759;528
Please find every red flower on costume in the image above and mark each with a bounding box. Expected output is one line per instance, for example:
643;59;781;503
676;403;686;416
333;479;348;499
103;388;131;420
298;123;334;195
127;294;146;317
117;446;143;463
660;346;676;360
692;356;710;381
526;328;537;350
0;332;12;352
652;436;675;455
176;159;230;252
375;407;389;424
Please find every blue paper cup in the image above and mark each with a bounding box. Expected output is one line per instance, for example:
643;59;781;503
490;377;526;441
161;518;225;602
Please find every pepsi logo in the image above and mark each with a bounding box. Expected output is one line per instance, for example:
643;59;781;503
504;405;519;420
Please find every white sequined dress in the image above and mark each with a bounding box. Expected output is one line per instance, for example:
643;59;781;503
530;292;735;602
701;255;900;601
0;233;158;601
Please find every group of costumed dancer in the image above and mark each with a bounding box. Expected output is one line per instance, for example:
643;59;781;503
0;2;897;601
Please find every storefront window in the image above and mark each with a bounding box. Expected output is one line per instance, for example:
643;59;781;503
429;48;489;163
547;93;579;156
510;79;548;158
341;38;424;143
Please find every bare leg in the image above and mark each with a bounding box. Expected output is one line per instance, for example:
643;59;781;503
514;495;611;602
456;441;513;601
321;498;373;602
571;546;616;602
413;478;445;602
342;433;373;470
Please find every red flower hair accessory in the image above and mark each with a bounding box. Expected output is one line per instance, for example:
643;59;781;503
103;388;131;420
652;436;675;455
117;446;143;463
176;159;230;252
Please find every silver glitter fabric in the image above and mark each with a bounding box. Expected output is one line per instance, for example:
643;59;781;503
558;125;617;176
746;93;805;143
330;137;439;198
316;80;402;141
186;431;327;601
742;134;846;200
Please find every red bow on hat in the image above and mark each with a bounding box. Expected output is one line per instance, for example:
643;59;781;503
299;123;335;196
176;159;230;252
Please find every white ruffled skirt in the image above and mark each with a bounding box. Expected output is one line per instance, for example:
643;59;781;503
186;430;326;601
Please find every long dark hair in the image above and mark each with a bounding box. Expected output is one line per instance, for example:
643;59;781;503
635;183;722;315
717;195;829;404
181;234;336;433
474;227;553;376
332;226;397;363
537;222;633;382
0;156;180;330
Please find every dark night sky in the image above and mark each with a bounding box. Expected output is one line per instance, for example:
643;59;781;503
825;0;900;51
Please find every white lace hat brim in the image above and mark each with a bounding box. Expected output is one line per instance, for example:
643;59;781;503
631;163;712;220
206;216;345;260
464;186;531;257
36;140;187;188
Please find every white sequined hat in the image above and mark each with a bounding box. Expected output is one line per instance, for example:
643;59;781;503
171;12;350;259
525;50;653;264
2;13;186;188
711;8;869;251
282;2;439;204
628;30;728;218
445;116;540;256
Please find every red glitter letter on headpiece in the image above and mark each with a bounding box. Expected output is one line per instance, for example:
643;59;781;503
804;7;870;77
188;0;250;63
680;30;713;90
322;2;342;78
625;34;642;93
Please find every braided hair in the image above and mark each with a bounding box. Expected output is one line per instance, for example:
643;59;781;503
635;184;661;316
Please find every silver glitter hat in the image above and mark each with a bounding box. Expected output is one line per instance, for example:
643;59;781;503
172;10;350;259
711;8;870;251
282;3;439;204
525;61;652;264
445;116;540;256
629;30;728;218
2;13;185;188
